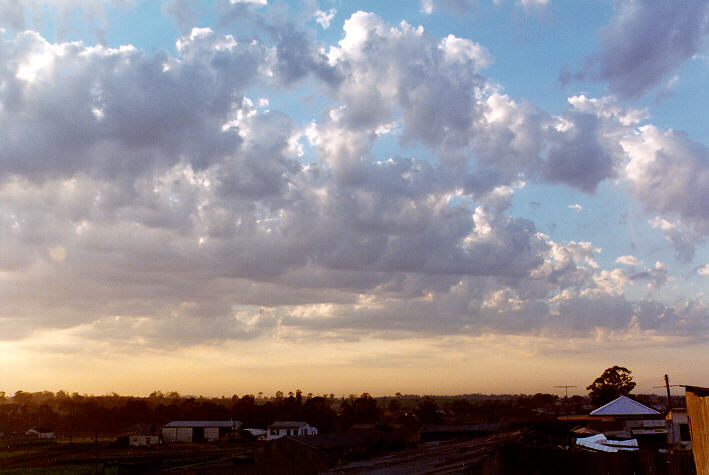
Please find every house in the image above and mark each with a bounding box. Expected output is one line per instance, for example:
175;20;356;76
162;420;241;443
266;421;318;440
25;427;54;439
666;408;691;449
589;395;666;446
560;395;668;450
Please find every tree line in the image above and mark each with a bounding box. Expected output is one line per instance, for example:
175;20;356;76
0;389;599;437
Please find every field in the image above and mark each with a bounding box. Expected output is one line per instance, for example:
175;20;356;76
0;439;255;474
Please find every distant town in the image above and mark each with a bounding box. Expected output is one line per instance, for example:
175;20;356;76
1;367;706;473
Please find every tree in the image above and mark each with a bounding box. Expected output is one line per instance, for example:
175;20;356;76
587;365;636;406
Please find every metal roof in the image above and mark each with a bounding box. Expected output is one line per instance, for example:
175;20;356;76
268;421;310;429
589;396;660;416
576;434;639;453
163;421;236;428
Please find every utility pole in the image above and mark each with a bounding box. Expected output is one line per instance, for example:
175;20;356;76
665;374;672;412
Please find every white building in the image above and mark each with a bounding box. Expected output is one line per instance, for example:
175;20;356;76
129;435;161;447
25;427;54;439
588;395;665;439
266;421;318;440
162;421;241;443
666;408;692;449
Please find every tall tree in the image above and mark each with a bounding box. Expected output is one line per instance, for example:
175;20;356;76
587;365;636;406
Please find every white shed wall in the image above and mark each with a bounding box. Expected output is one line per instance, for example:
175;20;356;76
205;427;220;441
176;427;193;442
162;427;177;443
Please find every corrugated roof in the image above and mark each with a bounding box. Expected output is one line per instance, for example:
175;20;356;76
268;421;309;429
576;434;639;453
163;421;236;428
589;396;660;416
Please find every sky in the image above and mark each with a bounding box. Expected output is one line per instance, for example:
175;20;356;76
1;0;709;398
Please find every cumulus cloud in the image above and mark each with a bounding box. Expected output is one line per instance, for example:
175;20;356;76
579;0;709;99
322;13;641;193
616;255;641;266
0;7;707;356
624;126;709;230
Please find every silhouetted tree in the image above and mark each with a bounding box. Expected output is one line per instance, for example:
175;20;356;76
415;397;443;424
339;393;379;428
587;365;636;406
302;396;337;433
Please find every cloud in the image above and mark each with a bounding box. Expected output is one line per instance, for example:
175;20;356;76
0;9;707;356
623;126;709;232
580;0;709;99
314;8;336;29
616;255;641;266
568;204;583;212
421;0;551;15
323;13;640;193
649;218;701;263
163;0;201;34
699;264;709;276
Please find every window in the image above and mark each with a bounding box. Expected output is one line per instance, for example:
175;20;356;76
270;429;278;435
680;423;690;441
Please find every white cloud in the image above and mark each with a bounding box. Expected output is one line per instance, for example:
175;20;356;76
616;255;641;266
568;204;583;212
698;264;709;276
421;0;434;14
624;126;709;236
314;8;336;29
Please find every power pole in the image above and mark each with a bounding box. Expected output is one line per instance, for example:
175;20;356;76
665;374;672;412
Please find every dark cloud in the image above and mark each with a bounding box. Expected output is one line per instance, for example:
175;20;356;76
580;0;709;99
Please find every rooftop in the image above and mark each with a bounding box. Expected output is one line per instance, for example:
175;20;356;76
589;396;660;417
163;421;237;428
268;421;310;429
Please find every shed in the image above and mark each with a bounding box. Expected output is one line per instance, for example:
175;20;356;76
162;420;241;443
25;427;55;439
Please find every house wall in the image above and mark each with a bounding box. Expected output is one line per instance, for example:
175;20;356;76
129;435;160;446
162;427;177;443
163;427;193;443
205;427;220;441
267;424;317;440
667;412;691;448
176;427;193;442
